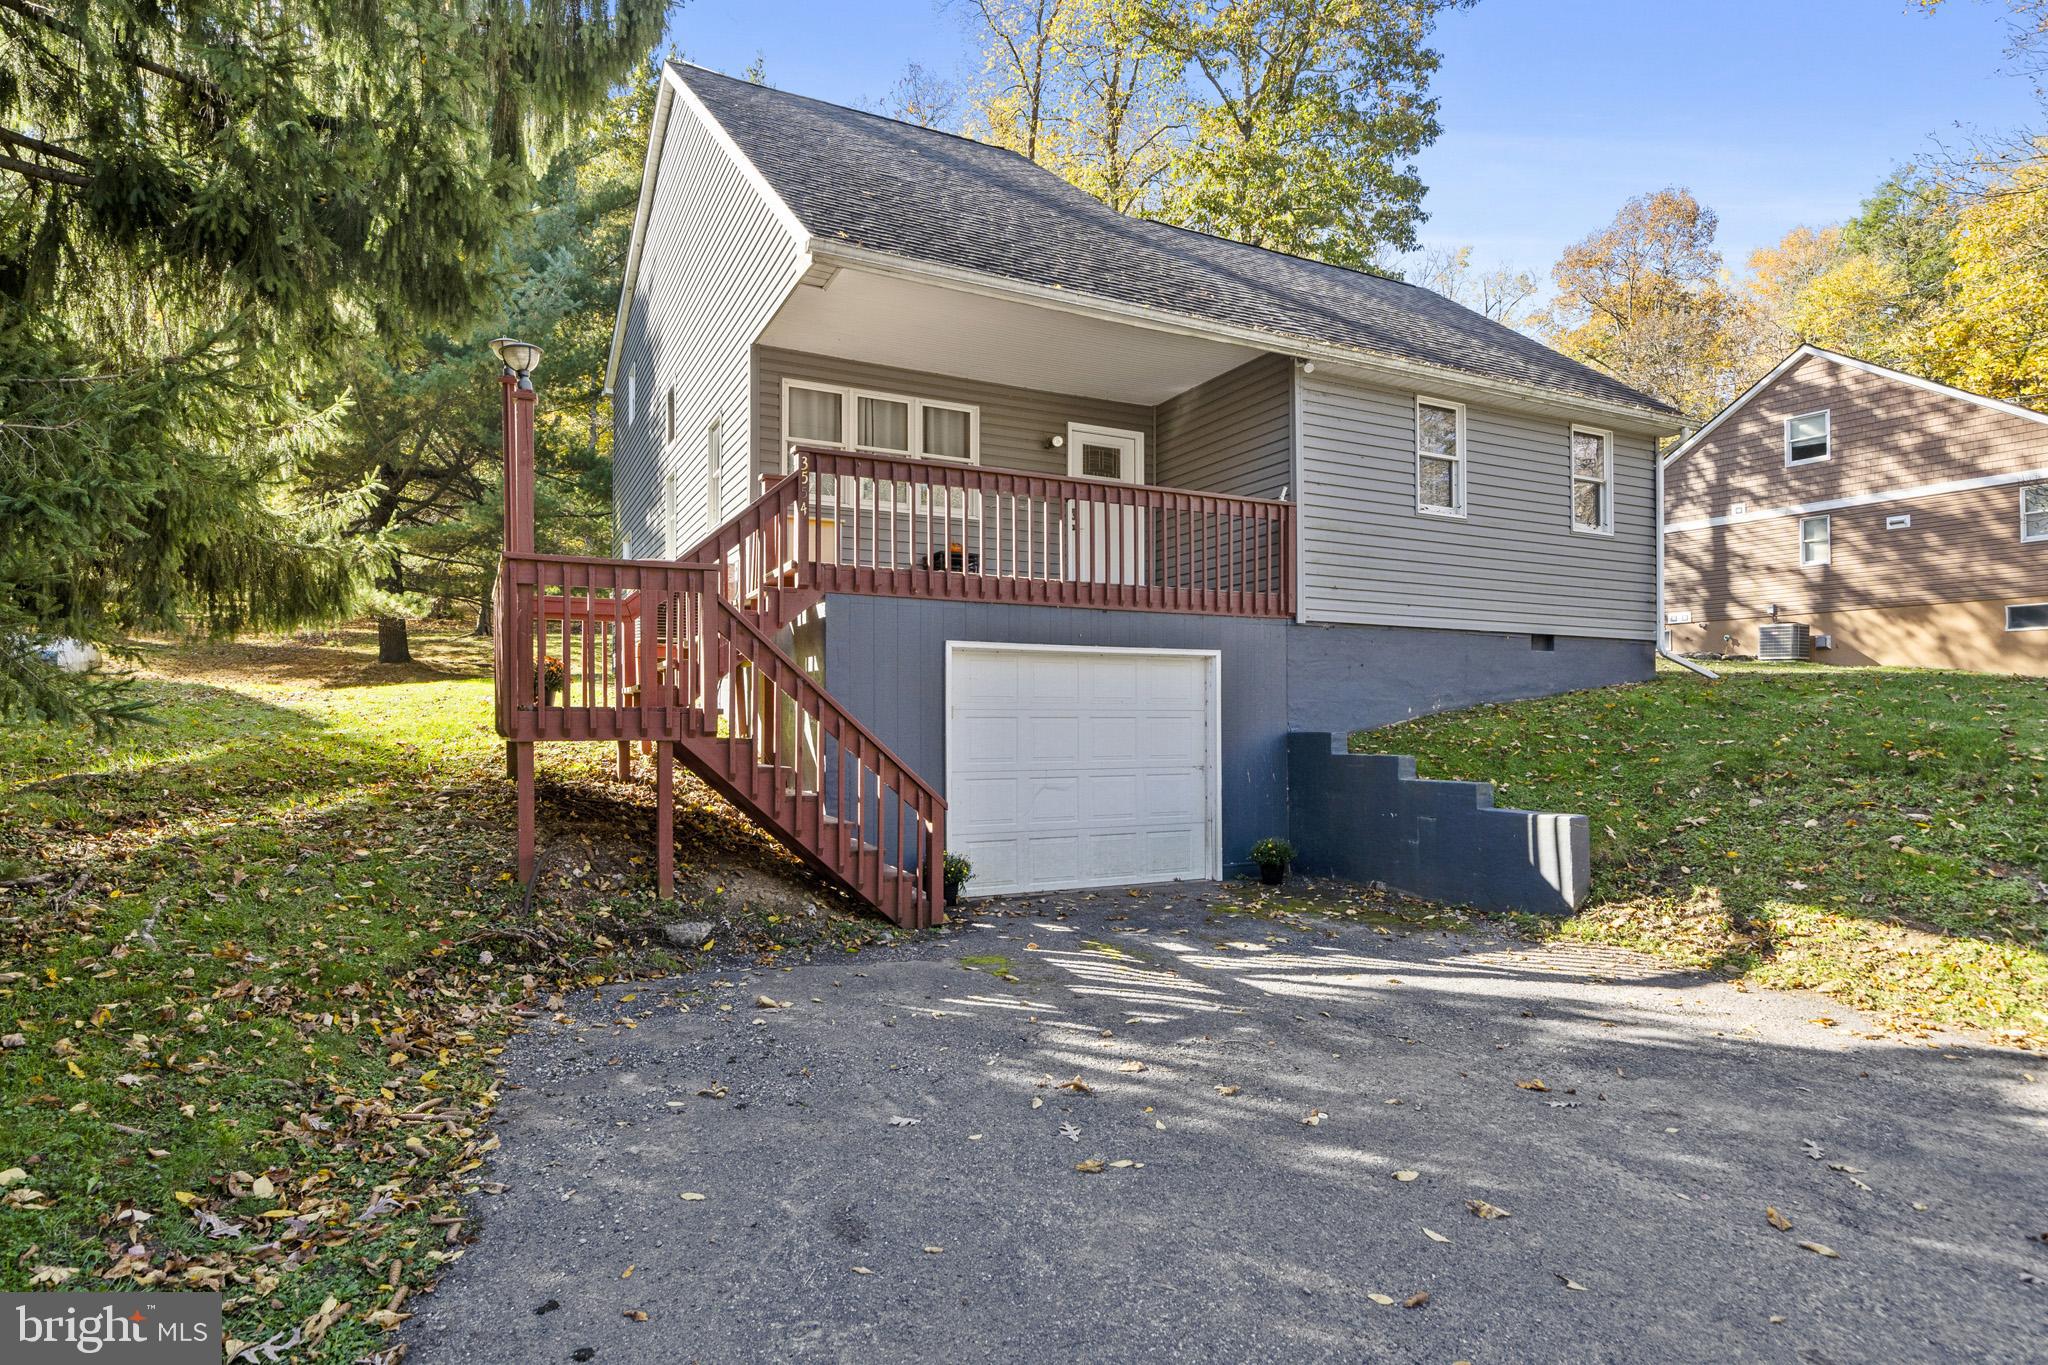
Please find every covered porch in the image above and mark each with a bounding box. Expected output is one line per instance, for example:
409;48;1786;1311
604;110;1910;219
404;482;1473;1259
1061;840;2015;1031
737;256;1299;618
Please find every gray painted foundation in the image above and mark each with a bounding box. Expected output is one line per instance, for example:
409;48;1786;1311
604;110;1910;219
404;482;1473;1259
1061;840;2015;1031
1287;735;1589;915
818;596;1639;904
1289;622;1653;735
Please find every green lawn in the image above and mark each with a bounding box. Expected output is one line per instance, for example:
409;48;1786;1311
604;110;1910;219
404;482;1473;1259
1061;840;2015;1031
0;628;877;1359
1350;660;2048;1047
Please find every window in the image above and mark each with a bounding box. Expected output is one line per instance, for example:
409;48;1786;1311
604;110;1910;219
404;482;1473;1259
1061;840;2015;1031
705;419;723;526
921;402;974;462
625;363;636;427
1530;634;1556;652
1799;514;1831;566
1415;398;1465;516
1569;426;1612;534
2008;603;2048;632
782;379;980;466
2023;484;2048;543
786;382;844;448
1785;410;1830;464
666;386;676;443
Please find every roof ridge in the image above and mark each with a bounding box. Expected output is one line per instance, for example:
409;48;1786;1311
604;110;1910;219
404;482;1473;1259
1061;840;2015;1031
666;59;1036;164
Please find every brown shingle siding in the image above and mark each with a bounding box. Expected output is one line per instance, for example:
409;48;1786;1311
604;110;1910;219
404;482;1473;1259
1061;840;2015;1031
1667;351;2048;526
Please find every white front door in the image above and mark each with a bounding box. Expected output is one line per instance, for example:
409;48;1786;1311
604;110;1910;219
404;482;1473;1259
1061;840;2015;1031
946;644;1218;895
1066;425;1146;586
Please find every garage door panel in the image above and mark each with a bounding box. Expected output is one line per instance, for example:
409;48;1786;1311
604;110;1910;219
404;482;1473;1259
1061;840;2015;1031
1024;775;1080;824
955;774;1018;825
957;715;1019;765
1079;773;1138;820
950;647;1215;896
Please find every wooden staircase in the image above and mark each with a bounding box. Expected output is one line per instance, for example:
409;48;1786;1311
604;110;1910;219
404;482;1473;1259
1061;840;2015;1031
492;471;946;928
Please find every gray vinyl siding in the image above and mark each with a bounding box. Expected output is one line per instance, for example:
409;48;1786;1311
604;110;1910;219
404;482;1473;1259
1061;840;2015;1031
752;346;1157;487
1297;371;1658;639
611;98;806;559
1154;354;1294;498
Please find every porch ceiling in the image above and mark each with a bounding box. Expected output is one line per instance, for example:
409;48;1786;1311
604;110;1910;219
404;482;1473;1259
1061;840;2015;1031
757;264;1266;406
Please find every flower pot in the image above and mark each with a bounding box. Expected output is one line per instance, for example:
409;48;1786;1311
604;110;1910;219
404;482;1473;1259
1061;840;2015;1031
945;882;963;908
1259;862;1286;886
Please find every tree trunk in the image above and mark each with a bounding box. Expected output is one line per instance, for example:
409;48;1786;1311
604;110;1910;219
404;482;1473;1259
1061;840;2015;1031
376;616;412;664
472;576;494;638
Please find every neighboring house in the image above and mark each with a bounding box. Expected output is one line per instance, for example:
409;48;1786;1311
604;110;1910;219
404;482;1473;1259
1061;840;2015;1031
508;60;1683;921
1663;345;2048;675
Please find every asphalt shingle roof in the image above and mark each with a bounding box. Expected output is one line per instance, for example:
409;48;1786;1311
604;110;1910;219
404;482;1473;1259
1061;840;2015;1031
673;63;1678;419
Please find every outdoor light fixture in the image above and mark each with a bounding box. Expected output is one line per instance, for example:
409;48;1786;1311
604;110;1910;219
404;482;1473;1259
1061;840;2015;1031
490;337;544;377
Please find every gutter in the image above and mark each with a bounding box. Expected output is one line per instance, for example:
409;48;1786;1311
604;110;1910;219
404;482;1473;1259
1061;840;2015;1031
1654;432;1718;680
805;239;1686;436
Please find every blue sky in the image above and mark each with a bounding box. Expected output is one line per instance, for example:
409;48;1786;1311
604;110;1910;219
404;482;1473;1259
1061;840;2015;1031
663;0;2039;280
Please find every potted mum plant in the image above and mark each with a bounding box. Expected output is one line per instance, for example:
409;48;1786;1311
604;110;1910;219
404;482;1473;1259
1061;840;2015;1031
1250;837;1295;886
540;654;565;706
942;852;973;907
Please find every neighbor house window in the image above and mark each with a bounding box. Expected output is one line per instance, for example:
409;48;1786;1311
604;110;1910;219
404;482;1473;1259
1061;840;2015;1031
625;363;637;427
1799;514;1831;566
1785;410;1830;464
1569;426;1613;534
2008;603;2048;631
666;386;676;443
783;379;979;466
1415;397;1465;516
2023;484;2048;543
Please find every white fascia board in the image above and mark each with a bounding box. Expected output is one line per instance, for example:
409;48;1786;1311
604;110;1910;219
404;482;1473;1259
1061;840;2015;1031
1665;463;2048;533
805;239;1685;436
604;63;814;394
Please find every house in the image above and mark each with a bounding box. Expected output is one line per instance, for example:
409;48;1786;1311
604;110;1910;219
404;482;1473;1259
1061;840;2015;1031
1662;345;2048;674
492;61;1683;927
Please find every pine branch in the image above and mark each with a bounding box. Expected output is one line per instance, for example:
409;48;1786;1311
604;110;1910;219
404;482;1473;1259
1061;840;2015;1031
0;126;90;168
0;150;91;188
0;0;203;91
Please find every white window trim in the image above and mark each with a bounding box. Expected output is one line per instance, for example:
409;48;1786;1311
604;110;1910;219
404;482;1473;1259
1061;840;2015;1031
2022;483;2048;544
1414;395;1467;519
1065;423;1147;484
2007;603;2048;632
1784;409;1831;467
1568;424;1614;537
1799;513;1831;568
781;377;981;470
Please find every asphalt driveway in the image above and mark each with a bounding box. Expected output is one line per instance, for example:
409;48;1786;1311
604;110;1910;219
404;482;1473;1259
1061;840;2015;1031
403;884;2047;1364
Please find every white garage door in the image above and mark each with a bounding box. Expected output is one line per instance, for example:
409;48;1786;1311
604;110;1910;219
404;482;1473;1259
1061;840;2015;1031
946;645;1217;895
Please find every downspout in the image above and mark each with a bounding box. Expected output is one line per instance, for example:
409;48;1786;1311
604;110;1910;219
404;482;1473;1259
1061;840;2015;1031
1655;432;1719;680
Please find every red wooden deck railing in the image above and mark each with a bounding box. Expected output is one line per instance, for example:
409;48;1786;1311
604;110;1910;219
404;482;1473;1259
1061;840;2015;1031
493;549;945;926
795;447;1295;618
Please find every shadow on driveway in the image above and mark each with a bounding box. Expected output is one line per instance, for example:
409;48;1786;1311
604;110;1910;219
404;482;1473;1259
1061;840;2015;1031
404;883;2047;1364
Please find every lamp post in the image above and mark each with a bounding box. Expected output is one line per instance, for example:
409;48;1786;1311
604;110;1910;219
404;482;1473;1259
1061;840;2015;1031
491;338;542;556
491;339;543;880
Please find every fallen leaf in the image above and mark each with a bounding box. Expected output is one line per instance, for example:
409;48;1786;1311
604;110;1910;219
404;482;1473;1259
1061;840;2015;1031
0;1168;26;1186
1074;1158;1107;1173
1301;1108;1326;1127
620;1265;634;1279
679;1192;707;1202
1057;1076;1094;1095
1516;1079;1550;1092
887;1116;921;1128
851;1266;873;1275
1030;1096;1043;1110
1059;1123;1082;1142
28;1266;77;1287
1403;1291;1431;1309
1117;1060;1147;1073
1798;1242;1839;1259
922;1246;944;1254
623;1310;649;1322
1393;1170;1419;1182
1423;1228;1451;1243
1466;1199;1512;1220
1766;1206;1792;1231
1558;1276;1587;1292
754;995;784;1010
250;1175;276;1200
1367;1292;1395;1306
1214;1085;1240;1096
